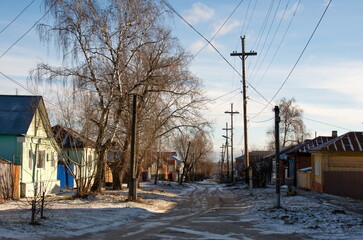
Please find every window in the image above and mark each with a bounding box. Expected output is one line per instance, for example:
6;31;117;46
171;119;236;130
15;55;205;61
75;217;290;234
50;152;56;168
28;150;33;170
315;159;320;176
37;150;46;169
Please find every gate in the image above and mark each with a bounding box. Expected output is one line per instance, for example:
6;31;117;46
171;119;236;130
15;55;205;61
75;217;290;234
324;171;363;200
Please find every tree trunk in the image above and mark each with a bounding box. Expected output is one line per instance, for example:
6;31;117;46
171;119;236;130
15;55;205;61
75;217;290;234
91;149;106;192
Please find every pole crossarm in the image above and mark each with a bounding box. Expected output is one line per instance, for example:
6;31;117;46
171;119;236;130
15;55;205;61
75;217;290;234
230;36;256;192
230;51;257;57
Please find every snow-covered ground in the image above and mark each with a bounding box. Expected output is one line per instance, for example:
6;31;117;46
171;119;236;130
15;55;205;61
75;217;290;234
0;182;362;240
0;182;193;239
224;184;363;240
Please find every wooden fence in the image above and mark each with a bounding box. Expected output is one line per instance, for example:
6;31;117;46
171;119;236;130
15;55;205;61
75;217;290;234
0;161;20;201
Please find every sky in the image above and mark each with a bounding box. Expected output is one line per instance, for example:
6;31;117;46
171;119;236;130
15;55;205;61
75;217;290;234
1;0;363;159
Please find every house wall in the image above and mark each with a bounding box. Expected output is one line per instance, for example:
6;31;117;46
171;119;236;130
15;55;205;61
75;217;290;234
59;147;96;187
19;109;60;197
0;135;18;163
312;151;363;195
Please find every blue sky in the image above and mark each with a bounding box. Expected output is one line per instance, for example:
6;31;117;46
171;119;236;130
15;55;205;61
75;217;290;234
1;0;363;157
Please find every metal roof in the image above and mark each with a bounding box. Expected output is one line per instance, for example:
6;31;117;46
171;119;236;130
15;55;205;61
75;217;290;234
285;136;334;154
0;95;42;135
311;132;363;152
52;124;95;148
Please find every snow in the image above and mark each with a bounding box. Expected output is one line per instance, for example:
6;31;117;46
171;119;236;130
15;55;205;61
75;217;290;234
0;182;192;239
224;184;363;240
0;182;362;239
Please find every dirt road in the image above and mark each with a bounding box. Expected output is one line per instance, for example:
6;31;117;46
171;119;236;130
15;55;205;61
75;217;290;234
69;182;310;240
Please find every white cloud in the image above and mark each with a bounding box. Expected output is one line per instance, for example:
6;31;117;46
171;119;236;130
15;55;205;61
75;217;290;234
188;39;225;54
279;2;304;20
212;19;242;36
183;2;215;24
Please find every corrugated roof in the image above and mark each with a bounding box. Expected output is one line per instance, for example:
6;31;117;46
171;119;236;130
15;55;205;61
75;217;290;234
0;95;41;135
311;132;363;152
285;136;333;154
264;145;296;158
52;125;95;148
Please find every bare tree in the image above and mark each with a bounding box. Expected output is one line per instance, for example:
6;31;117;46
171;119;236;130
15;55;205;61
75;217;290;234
174;128;213;183
266;98;310;149
31;0;208;194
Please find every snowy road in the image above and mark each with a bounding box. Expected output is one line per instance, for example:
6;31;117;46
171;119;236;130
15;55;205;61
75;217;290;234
64;182;310;240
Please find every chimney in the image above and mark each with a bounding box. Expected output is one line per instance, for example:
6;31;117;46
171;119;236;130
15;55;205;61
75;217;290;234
332;130;338;138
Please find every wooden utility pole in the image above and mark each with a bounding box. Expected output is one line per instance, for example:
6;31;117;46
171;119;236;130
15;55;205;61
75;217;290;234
222;123;231;181
179;141;191;185
230;36;256;193
274;106;281;208
225;103;239;183
220;144;225;181
129;95;138;201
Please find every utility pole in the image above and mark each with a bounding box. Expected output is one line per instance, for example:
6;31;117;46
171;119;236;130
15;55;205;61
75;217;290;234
220;144;225;181
231;36;256;194
222;123;231;181
274;106;281;208
129;95;138;201
225;103;239;183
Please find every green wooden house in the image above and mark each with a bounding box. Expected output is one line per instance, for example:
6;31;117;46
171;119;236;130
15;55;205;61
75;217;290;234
0;95;60;197
52;124;96;191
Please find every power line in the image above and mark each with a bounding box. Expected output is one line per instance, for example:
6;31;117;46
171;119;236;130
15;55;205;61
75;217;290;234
249;0;282;83
251;0;332;119
192;0;245;59
211;88;241;101
0;0;36;35
303;117;351;131
0;0;57;59
253;0;293;86
162;0;271;105
0;71;59;109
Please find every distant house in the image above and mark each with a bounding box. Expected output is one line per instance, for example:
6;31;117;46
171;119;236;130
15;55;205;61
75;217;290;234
52;125;96;190
0;95;60;197
149;152;182;182
262;145;296;186
285;134;335;187
235;151;271;184
310;131;363;200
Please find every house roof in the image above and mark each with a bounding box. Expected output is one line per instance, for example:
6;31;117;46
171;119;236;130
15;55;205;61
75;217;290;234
264;145;296;158
235;151;271;160
311;132;363;152
0;157;12;164
285;136;334;154
52;124;95;148
0;95;42;135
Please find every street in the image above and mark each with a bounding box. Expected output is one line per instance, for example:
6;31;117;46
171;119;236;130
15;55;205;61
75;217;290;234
66;182;310;240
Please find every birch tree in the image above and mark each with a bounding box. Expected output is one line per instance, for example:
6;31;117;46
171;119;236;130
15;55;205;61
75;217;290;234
31;0;208;193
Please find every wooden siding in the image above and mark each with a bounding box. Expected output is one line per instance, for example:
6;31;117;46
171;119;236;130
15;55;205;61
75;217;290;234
324;171;363;200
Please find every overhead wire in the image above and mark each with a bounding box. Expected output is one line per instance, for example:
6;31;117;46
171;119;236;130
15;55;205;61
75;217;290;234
249;0;282;84
192;0;245;60
0;0;57;59
0;71;59;109
162;0;271;105
0;0;36;35
250;0;332;119
253;0;293;87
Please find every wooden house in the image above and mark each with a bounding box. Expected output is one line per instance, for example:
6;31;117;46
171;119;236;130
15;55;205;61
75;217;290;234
285;134;334;188
149;152;182;181
262;145;296;186
0;95;60;197
310;131;363;200
52;125;97;190
235;151;271;184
